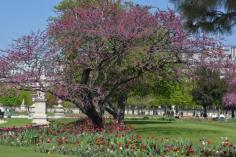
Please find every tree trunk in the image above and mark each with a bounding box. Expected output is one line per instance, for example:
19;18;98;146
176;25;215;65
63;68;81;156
203;106;207;118
117;93;127;124
232;109;235;118
77;68;105;128
85;106;104;128
75;98;104;129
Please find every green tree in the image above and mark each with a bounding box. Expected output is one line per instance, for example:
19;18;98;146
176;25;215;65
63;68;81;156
18;91;33;107
127;79;196;110
46;93;58;107
169;81;197;109
171;0;236;33
191;66;227;117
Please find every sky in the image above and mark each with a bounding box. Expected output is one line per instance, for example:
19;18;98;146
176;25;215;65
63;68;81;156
0;0;61;49
0;0;235;49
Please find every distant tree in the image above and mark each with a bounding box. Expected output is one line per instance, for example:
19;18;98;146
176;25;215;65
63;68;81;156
192;66;227;117
171;0;236;33
223;93;236;118
127;78;196;110
169;81;197;109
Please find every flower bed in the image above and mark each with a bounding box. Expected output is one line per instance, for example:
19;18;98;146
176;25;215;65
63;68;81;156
0;118;235;157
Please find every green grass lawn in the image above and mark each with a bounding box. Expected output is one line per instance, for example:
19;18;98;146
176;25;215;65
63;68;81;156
0;118;32;128
126;119;236;144
0;145;75;157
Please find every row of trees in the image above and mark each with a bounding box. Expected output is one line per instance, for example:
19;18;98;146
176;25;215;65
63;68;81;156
0;0;234;128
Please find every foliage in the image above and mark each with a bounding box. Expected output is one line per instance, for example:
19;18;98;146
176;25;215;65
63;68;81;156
168;81;196;108
171;0;236;33
128;79;196;108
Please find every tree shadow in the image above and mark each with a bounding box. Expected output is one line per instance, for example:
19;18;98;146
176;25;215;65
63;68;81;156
125;120;173;125
135;127;222;136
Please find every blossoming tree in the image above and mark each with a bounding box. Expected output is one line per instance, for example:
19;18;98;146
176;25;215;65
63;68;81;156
223;93;236;118
223;73;236;118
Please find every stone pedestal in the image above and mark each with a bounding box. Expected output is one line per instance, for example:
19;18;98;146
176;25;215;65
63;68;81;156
54;99;65;119
32;91;49;125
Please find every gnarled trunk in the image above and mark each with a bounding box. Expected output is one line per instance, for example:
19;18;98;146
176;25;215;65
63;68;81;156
75;97;104;129
85;106;104;128
79;68;105;128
